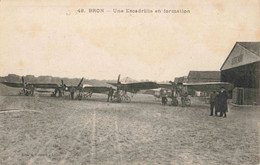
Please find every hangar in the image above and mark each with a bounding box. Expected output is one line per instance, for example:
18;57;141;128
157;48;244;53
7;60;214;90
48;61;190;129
220;42;260;105
187;71;220;83
185;71;224;97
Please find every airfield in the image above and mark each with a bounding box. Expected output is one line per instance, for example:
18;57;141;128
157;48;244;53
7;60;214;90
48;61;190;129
0;85;259;165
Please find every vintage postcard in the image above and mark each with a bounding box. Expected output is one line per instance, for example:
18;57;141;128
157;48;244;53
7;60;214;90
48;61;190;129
0;0;259;164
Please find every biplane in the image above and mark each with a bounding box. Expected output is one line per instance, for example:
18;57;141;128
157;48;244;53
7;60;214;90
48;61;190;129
142;82;181;106
49;78;112;99
0;77;84;97
180;82;234;103
76;84;112;100
107;74;169;103
145;81;234;106
1;77;59;96
160;81;233;105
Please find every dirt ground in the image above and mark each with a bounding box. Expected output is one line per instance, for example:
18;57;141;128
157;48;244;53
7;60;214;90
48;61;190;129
0;92;259;165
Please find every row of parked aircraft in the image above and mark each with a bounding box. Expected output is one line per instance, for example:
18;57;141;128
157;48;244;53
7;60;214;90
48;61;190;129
0;74;233;105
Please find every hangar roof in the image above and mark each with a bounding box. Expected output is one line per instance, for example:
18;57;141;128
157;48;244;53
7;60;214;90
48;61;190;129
238;42;260;57
187;71;220;83
174;76;188;83
221;42;260;71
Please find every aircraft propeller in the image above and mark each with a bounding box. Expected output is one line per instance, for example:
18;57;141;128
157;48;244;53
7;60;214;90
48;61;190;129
77;77;84;88
21;76;30;95
60;79;65;94
114;74;122;102
116;74;121;93
22;76;25;87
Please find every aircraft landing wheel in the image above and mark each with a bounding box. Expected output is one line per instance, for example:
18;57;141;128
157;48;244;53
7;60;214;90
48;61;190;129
77;95;82;100
25;91;29;96
124;96;131;103
171;98;178;106
116;97;122;103
185;98;191;106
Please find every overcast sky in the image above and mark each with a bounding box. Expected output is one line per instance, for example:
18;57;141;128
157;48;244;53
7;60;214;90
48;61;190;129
0;0;259;81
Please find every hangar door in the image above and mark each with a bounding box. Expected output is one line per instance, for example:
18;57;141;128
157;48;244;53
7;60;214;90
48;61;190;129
236;88;244;105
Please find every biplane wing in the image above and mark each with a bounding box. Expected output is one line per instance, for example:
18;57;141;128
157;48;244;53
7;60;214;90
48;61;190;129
1;82;59;89
156;82;176;89
107;75;178;94
142;82;178;99
142;88;163;98
35;89;54;93
1;82;25;88
108;81;160;93
183;82;234;93
65;77;85;91
1;77;85;97
82;86;111;93
30;83;59;89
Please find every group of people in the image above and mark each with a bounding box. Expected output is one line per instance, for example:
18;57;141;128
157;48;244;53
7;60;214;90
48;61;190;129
160;87;190;106
209;87;228;118
69;86;115;101
23;83;35;96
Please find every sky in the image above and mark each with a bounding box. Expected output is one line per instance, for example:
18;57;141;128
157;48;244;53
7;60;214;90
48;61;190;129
0;0;259;81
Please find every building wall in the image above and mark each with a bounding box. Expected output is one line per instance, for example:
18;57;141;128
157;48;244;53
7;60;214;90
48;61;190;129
232;87;260;105
220;42;260;105
221;62;260;88
222;62;260;105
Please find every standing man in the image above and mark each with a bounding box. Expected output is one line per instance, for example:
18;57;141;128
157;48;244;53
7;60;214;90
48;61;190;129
29;84;35;96
58;89;62;97
107;87;114;102
160;89;167;105
70;86;75;99
218;87;228;117
209;91;217;116
53;88;58;97
181;91;188;107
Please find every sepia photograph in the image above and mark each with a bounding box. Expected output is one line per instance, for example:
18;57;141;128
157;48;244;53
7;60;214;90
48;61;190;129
0;0;259;164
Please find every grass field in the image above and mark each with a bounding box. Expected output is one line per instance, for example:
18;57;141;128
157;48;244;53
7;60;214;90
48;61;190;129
0;87;259;164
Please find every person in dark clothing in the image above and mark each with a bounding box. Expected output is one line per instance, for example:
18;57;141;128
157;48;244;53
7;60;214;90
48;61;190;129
160;89;168;105
30;85;35;96
52;88;58;97
218;87;228;117
58;89;62;97
70;86;75;99
181;91;188;107
162;96;168;105
209;91;217;116
107;87;114;102
215;92;220;116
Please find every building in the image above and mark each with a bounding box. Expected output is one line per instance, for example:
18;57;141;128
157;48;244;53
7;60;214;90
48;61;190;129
184;71;222;97
220;42;260;105
187;71;220;83
174;76;188;84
